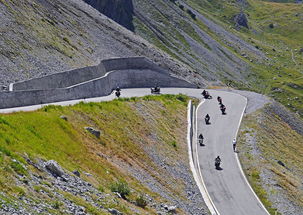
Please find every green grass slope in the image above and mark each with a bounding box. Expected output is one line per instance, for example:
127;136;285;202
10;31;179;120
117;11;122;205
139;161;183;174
0;95;206;214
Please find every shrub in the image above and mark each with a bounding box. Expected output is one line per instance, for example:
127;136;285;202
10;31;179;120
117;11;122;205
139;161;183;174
136;194;148;208
98;185;104;192
110;180;130;199
179;4;184;10
0;146;11;156
186;9;196;20
176;94;187;103
52;200;63;209
171;141;177;148
14;186;26;197
0;117;10;126
269;23;274;29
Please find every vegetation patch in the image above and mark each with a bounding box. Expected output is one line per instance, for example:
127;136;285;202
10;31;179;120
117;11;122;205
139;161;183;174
238;104;303;214
0;94;195;214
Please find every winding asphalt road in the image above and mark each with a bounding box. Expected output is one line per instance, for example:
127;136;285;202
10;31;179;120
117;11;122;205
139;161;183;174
196;90;269;215
0;88;269;215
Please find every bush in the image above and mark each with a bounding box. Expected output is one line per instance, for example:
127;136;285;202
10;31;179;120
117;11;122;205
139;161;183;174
269;23;274;29
171;141;177;148
179;4;184;10
98;185;104;192
110;180;130;199
52;201;63;209
0;146;11;156
136;194;148;208
176;94;187;103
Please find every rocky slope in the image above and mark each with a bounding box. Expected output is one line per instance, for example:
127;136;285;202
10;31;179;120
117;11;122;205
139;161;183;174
0;0;202;88
83;0;135;31
85;0;265;87
238;102;303;215
85;0;303;117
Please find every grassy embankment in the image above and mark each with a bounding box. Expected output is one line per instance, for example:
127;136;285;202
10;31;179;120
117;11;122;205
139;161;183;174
238;104;303;214
0;94;192;214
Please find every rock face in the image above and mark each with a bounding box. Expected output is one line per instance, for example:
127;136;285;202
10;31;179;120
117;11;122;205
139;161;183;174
0;0;200;88
84;0;135;31
234;12;249;29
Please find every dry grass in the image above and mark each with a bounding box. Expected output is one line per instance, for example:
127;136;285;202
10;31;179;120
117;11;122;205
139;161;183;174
238;105;303;214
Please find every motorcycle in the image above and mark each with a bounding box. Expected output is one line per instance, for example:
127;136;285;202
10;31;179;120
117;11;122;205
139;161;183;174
215;160;221;169
199;138;204;146
151;86;160;94
220;105;226;115
205;114;210;125
115;90;121;98
215;156;221;169
204;94;212;99
202;90;212;99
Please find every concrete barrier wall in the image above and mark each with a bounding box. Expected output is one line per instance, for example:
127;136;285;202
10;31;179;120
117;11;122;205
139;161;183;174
12;63;106;91
0;69;194;109
12;57;169;91
101;57;169;75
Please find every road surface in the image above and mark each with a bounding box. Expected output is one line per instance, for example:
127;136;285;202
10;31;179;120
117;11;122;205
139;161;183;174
0;88;269;215
196;90;269;215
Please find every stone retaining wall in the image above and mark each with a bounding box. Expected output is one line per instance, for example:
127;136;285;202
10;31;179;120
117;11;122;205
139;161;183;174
0;68;194;109
12;57;169;91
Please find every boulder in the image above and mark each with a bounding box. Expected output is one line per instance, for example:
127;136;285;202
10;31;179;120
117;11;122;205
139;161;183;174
277;160;286;167
85;127;101;138
108;208;122;215
234;12;249;29
164;205;177;213
60;115;68;121
72;170;81;177
44;160;64;177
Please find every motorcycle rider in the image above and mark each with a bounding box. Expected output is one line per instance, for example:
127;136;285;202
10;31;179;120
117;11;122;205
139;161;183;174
217;96;222;104
116;86;121;92
198;133;204;146
215;156;221;169
115;86;121;98
205;114;210;124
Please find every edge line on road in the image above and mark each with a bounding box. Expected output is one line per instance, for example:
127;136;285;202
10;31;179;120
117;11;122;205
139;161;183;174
193;100;220;215
233;96;271;215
